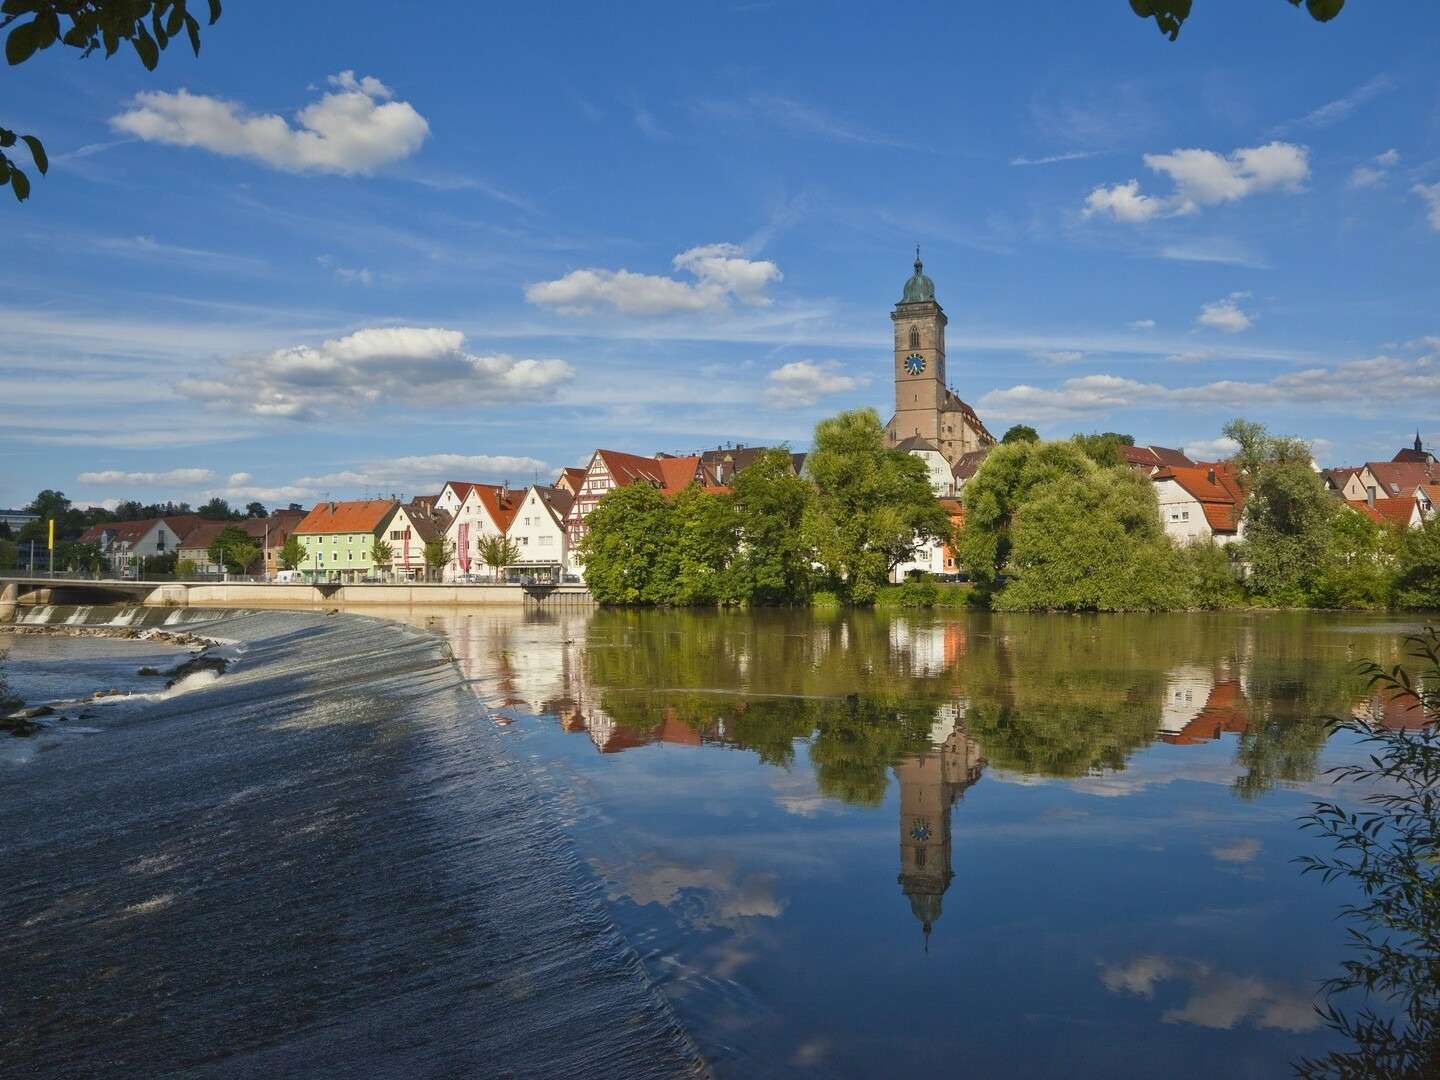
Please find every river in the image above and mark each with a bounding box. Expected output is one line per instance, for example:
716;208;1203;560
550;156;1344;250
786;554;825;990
1;605;1428;1077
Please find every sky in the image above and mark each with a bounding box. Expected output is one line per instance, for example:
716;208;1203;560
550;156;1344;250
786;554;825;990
3;1;1439;512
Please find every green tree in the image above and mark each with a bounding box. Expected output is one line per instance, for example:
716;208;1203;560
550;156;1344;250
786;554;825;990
0;538;15;569
1001;424;1039;444
21;489;70;544
475;534;521;582
576;482;678;605
1392;517;1440;610
206;524;252;572
1174;537;1243;609
802;408;951;605
244;501;267;518
175;557;196;578
422;537;453;582
369;538;394;576
54;539;102;573
2;0;222;202
1131;0;1342;42
1225;419;1334;605
731;446;814;605
277;534;307;571
1312;508;1395;609
669;484;740;605
197;496;237;521
1072;431;1135;468
996;466;1187;611
955;437;1095;587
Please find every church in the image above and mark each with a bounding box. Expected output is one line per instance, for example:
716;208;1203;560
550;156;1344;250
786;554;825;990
885;251;995;475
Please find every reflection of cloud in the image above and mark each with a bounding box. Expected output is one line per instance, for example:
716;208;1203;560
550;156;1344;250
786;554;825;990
1100;954;1320;1032
602;853;786;929
1211;838;1261;864
791;1038;833;1067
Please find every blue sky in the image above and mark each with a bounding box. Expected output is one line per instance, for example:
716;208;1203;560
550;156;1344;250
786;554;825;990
4;1;1438;511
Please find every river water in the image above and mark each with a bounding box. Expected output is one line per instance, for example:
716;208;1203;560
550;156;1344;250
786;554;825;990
1;605;1429;1077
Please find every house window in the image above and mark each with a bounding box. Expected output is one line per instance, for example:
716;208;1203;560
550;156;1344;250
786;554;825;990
909;326;920;350
1181;511;1189;521
538;535;552;546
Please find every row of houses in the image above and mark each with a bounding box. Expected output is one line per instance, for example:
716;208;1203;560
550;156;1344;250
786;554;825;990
78;510;309;577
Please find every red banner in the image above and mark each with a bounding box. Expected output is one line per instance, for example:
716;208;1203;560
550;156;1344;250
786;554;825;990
458;523;470;572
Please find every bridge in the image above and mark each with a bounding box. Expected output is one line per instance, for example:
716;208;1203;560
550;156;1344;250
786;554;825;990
0;576;592;618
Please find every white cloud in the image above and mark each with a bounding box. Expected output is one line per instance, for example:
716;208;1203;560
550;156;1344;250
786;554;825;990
77;468;215;485
1128;319;1157;330
1100;955;1320;1033
1297;74;1396;129
1084;142;1309;223
177;326;572;419
111;71;428;175
1010;150;1099;166
1032;350;1084;365
1184;436;1242;461
525;243;782;316
1168;349;1214;364
765;360;861;408
1414;183;1440;232
1349;148;1401;189
316;254;373;285
1211;838;1261;863
202;454;549;506
1197;292;1254;334
979;352;1440;423
1158;238;1268;269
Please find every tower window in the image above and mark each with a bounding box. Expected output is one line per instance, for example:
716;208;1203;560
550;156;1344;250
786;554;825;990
909;326;920;350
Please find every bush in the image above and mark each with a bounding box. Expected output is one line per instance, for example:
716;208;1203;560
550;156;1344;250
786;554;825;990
175;558;197;579
810;590;842;608
1175;539;1243;609
1392;517;1440;610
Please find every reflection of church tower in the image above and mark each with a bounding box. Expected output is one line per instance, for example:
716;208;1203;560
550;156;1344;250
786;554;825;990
896;712;985;946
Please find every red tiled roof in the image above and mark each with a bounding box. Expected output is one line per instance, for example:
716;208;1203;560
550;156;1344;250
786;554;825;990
1160;681;1249;744
1124;445;1194;468
1344;500;1386;524
80;514;204;548
1373;497;1420;527
1154;465;1245;533
294;499;398;536
1365;460;1436;497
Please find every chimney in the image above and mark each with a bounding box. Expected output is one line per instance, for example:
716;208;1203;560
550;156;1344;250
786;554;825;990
1207;467;1217;485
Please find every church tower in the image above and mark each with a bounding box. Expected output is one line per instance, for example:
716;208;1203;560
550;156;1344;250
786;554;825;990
885;250;996;470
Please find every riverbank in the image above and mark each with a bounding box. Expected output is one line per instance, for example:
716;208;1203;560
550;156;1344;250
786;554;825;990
0;607;703;1077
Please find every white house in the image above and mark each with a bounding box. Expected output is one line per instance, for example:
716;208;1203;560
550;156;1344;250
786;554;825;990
382;501;451;580
442;483;518;580
896;435;955;497
505;485;574;582
80;515;201;575
1151;466;1244;546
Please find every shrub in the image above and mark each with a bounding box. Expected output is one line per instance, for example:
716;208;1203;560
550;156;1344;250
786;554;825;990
1175;539;1243;609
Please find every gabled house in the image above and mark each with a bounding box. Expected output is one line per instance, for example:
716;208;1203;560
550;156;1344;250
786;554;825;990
891;497;965;582
1121;445;1194;475
896;435;956;497
505;485;574;581
442;482;519;580
382;501;452;580
554;468;587;498
563;450;710;559
1355;459;1437;504
1392;431;1435;466
951;448;990;493
694;443;806;486
79;514;203;575
293;499;399;583
1151;465;1245;546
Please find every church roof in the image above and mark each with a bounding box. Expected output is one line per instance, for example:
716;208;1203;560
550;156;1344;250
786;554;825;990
896;434;940;453
899;249;935;304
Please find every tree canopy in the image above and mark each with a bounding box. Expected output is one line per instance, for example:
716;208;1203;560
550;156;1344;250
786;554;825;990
3;0;223;202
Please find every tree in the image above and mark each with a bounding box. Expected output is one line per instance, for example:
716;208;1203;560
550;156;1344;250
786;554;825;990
197;496;237;521
1392;517;1440;610
2;0;223;203
576;482;678;605
1001;424;1039;444
669;484;741;605
206;524;253;573
244;501;267;519
475;534;521;582
802;408;951;605
55;539;102;573
422;537;453;582
370;538;394;576
277;534;307;571
1131;0;1343;42
995;465;1188;611
954;437;1095;587
0;519;11;541
1072;431;1135;468
1312;509;1396;610
1224;418;1334;605
731;447;814;605
24;488;69;520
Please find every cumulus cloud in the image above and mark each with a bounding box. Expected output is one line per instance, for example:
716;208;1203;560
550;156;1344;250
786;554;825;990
978;352;1440;423
525;243;782;315
1084;142;1309;223
1414;183;1440;232
1197;292;1254;334
178;326;572;419
111;71;428;175
203;454;549;506
1348;148;1400;189
1184;436;1242;461
1100;955;1320;1033
765;360;862;408
78;468;215;485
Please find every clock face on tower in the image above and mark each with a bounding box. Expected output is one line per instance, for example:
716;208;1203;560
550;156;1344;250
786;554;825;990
904;353;926;376
910;818;932;841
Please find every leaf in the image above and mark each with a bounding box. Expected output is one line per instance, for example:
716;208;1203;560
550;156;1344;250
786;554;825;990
166;4;185;36
5;19;39;64
10;164;29;201
0;127;13;147
1306;0;1344;21
184;11;199;53
132;25;158;70
21;133;46;173
208;0;221;25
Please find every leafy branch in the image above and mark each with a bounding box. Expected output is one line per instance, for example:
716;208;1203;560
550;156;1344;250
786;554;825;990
1;0;221;202
1131;0;1344;42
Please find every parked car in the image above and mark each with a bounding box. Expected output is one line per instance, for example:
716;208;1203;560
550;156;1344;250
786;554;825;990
273;570;302;583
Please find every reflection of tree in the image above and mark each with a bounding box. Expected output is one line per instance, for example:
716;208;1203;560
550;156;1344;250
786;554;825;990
808;697;936;807
1295;631;1440;1079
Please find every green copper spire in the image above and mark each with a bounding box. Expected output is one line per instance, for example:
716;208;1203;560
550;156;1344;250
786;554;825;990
900;245;935;304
